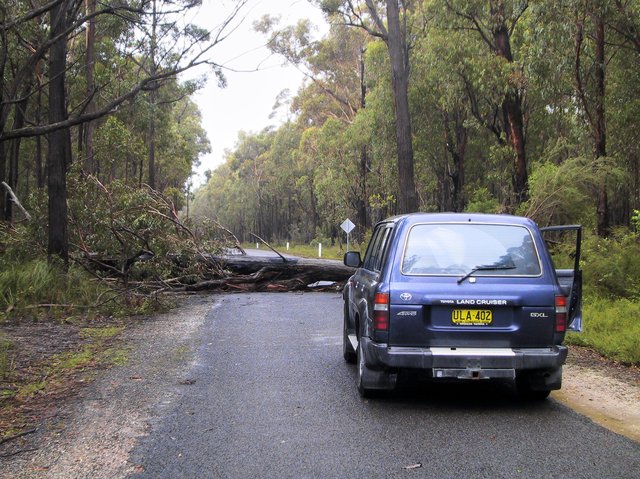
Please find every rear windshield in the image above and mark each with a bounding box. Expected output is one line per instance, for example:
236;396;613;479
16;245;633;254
402;223;541;276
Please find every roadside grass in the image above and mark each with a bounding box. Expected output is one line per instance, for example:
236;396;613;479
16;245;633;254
566;297;640;365
0;260;106;320
0;259;172;322
0;334;12;383
7;326;127;403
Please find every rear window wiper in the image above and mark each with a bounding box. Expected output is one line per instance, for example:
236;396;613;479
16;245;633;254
457;264;516;284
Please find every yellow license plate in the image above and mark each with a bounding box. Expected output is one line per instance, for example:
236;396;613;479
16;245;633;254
452;309;493;326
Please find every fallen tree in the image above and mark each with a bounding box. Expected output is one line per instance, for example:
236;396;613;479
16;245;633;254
184;254;355;292
59;176;354;293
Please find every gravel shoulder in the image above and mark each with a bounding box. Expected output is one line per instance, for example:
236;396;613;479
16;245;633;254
1;295;214;479
1;294;638;478
553;346;640;442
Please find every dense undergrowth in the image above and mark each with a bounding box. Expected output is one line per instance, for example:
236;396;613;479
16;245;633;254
563;229;640;364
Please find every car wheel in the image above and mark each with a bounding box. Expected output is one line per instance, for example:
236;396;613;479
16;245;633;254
516;374;551;401
356;340;372;398
343;302;356;364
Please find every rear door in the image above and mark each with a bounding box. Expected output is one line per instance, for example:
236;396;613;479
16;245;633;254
352;222;394;337
388;222;558;348
541;225;583;331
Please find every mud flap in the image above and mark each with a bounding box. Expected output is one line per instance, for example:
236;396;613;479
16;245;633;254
360;365;398;390
357;339;397;394
519;367;563;391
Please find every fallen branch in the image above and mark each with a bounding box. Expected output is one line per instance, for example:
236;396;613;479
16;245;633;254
213;220;246;255
0;447;39;458
0;181;31;220
0;428;37;446
184;255;354;292
250;233;288;262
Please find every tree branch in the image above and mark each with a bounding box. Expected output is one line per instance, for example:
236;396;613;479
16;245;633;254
1;181;32;220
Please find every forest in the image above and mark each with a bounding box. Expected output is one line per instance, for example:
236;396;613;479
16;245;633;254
1;2;640;362
192;1;640;247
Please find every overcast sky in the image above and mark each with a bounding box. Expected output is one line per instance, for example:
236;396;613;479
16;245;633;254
189;0;328;182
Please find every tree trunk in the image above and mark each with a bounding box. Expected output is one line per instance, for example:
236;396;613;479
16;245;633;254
47;1;71;264
386;0;418;213
84;0;97;174
35;87;45;189
443;109;467;212
0;21;7;220
594;13;609;237
147;0;158;190
357;47;370;234
491;1;528;204
0;143;6;221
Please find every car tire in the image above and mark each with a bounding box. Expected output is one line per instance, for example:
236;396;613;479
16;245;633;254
343;303;356;364
516;374;551;401
356;340;373;398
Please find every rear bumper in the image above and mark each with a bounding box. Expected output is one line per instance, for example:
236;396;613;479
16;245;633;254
362;338;568;372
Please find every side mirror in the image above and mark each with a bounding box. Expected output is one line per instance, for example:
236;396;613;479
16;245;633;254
344;251;362;268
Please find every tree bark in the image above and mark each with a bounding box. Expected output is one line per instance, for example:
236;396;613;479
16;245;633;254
147;0;158;190
47;0;71;263
385;0;418;213
183;254;355;292
594;13;609;237
357;47;370;234
491;1;528;204
443;109;467;212
83;0;96;174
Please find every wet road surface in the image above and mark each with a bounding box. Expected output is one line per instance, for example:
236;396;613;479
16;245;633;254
129;292;639;478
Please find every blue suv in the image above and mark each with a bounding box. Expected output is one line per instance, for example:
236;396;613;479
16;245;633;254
343;213;582;399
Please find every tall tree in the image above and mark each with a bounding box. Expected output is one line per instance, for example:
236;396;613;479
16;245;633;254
256;17;372;230
321;0;420;213
47;0;76;262
445;0;529;205
574;1;609;235
82;0;97;174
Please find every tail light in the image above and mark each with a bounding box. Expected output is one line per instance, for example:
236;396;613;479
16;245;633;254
555;295;567;332
373;293;390;331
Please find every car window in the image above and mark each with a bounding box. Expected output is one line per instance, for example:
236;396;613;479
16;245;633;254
401;223;541;276
363;224;392;272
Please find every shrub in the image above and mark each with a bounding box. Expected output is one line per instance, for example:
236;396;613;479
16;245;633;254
0;260;107;320
464;187;501;214
581;230;640;299
567;297;640;364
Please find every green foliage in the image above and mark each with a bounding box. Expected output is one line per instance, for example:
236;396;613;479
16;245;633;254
0;335;12;381
519;156;594;226
581;230;640;299
567;297;640;364
0;260;106;320
66;167;223;283
464;187;501;214
631;210;640;232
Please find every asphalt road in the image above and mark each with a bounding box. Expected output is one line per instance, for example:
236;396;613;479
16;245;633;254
129;292;639;479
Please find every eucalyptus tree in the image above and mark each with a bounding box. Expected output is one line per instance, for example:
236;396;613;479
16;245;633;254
442;0;530;206
256;16;373;230
320;0;426;214
534;0;635;234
